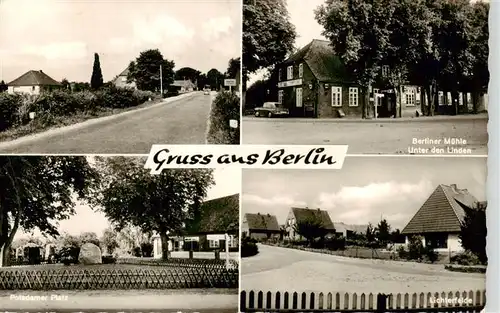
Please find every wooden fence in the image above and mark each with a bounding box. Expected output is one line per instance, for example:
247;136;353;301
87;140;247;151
0;267;238;290
240;290;486;312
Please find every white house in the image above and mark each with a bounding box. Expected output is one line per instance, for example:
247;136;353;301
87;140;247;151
7;70;61;95
113;66;137;89
284;207;336;240
401;184;486;253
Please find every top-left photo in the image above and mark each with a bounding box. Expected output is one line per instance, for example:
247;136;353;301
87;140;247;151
0;0;241;154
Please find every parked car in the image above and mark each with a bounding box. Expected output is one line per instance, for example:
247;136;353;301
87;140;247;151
254;102;289;118
204;89;210;95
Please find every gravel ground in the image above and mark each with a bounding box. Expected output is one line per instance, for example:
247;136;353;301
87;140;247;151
242;115;488;155
241;245;485;295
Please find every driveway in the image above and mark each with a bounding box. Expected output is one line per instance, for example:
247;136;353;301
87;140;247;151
242;115;488;155
0;92;213;154
241;244;485;294
0;289;237;311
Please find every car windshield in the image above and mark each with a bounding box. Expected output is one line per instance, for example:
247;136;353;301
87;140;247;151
263;102;277;109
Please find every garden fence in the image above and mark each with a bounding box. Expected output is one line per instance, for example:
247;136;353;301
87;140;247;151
0;267;238;290
240;289;486;313
117;257;239;270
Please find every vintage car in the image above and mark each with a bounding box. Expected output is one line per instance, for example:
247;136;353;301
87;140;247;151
254;102;289;118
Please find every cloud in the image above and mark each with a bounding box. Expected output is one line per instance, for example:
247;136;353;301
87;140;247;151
316;180;434;228
20;41;88;60
244;194;307;208
202;16;234;41
132;15;194;46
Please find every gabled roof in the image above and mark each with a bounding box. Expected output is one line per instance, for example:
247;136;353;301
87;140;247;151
333;222;368;234
282;39;353;83
401;184;480;235
172;80;195;88
117;67;130;77
245;213;280;232
185;194;239;235
291;207;335;230
7;70;61;87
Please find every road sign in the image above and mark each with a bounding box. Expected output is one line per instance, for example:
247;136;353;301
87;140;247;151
229;119;239;129
224;79;237;87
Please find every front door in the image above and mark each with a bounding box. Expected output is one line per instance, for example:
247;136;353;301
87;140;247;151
296;88;303;108
219;239;227;252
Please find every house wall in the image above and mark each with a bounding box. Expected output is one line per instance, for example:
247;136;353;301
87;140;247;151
404;233;464;253
114;76;137;89
248;231;280;241
317;82;364;118
8;85;40;95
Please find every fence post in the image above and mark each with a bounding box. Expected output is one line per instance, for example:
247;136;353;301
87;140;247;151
189;250;194;259
377;294;387;313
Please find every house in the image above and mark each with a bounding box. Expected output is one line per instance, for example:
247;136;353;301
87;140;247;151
274;39;483;118
171;80;196;93
7;70;61;95
284;207;336;240
333;222;368;239
401;184;485;253
241;213;281;240
152;193;239;259
113;67;137;89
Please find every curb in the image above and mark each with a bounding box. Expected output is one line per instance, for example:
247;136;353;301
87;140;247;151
0;92;199;151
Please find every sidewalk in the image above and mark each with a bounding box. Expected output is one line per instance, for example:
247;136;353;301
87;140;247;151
244;113;488;123
0;289;238;310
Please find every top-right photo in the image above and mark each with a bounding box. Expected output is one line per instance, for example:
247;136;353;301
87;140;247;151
242;0;488;155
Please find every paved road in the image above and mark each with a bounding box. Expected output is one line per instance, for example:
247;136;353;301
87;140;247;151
241;244;485;294
242;115;488;155
0;289;237;311
0;92;213;154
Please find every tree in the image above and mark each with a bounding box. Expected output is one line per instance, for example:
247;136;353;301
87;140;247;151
61;78;70;91
459;206;487;264
0;156;99;266
294;216;329;246
206;68;224;90
243;0;296;89
365;223;376;244
375;219;391;247
127;49;175;92
92;157;214;260
197;73;208;90
175;67;201;84
116;225;152;255
100;227;119;254
226;57;241;79
0;80;7;92
90;53;104;89
78;231;100;247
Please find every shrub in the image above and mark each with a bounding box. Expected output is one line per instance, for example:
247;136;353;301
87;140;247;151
132;247;142;257
241;237;258;257
424;246;439;263
450;251;482;266
140;242;154;257
407;235;425;260
206;91;240;144
102;255;117;264
0;93;22;131
325;237;346;251
397;246;408;259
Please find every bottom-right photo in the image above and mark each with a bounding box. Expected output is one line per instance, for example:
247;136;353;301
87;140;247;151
240;156;487;313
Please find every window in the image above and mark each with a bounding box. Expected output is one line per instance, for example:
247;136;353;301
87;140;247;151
425;234;448;249
121;77;127;82
447;92;452;106
405;87;416;106
381;65;390;77
331;86;342;107
278;69;282;81
278;90;284;104
459;92;464;106
373;88;383;107
298;63;303;78
296;88;303;107
287;66;293;80
209;240;220;248
349;87;359;107
438;91;444;106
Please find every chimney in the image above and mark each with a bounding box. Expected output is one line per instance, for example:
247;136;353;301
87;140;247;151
39;70;43;73
450;184;457;191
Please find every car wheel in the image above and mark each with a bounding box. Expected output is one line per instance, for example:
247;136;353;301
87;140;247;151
268;112;273;118
255;111;260;117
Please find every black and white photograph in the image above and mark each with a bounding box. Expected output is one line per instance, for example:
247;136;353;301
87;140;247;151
242;0;488;155
0;0;241;154
240;157;487;312
0;156;240;312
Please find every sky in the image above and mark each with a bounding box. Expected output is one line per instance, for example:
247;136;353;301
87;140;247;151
242;157;486;231
18;167;241;239
0;0;241;83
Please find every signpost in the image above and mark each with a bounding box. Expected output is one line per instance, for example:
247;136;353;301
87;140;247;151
224;233;230;270
224;78;237;92
160;65;163;97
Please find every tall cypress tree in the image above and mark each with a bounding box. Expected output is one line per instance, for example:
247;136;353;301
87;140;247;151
90;53;104;89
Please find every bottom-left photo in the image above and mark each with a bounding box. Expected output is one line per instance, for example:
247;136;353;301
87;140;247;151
0;156;240;313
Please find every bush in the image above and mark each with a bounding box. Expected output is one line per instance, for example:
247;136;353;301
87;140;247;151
424;246;439;263
0;93;23;131
325;237;346;251
140;242;154;257
450;251;483;266
397;246;408;259
132;247;142;257
102;255;117;264
241;237;258;257
407;235;425;260
206;91;240;144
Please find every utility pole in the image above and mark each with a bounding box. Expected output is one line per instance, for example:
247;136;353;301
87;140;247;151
160;65;163;97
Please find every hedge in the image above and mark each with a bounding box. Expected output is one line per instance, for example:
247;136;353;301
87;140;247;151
206;91;240;144
0;87;156;132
